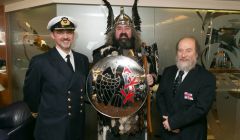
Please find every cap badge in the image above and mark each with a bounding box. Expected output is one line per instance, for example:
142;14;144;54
60;17;71;26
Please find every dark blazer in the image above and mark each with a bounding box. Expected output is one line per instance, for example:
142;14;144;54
23;47;89;140
156;64;216;140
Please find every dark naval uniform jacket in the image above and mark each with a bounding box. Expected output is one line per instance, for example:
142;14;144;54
23;47;89;140
156;64;216;140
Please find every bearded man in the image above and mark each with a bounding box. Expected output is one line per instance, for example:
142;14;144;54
156;36;216;140
91;0;158;140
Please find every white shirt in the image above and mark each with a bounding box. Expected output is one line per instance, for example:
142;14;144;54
56;47;75;71
175;70;189;81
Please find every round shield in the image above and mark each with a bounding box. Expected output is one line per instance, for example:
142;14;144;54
87;56;148;118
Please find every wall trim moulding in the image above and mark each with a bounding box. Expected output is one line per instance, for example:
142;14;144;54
4;0;240;12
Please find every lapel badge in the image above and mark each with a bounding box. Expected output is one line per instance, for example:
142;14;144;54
184;91;193;100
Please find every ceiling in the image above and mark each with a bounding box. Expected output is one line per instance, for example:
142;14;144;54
0;0;23;5
1;0;240;5
1;0;240;11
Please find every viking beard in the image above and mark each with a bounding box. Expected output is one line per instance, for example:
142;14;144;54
115;33;134;49
176;57;197;71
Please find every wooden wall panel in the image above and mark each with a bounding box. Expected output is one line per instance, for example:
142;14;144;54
0;5;11;107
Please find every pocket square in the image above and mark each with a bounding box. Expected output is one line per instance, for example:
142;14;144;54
184;92;193;100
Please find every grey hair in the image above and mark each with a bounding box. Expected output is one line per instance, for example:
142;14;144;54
176;36;201;58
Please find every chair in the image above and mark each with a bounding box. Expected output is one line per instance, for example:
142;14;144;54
0;101;35;140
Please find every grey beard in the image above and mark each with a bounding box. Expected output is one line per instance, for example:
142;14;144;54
176;58;197;71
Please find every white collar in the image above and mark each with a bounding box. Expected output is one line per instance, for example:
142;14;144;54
176;70;189;81
56;47;73;60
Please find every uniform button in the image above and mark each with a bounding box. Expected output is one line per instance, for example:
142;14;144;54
80;96;83;99
68;106;71;109
68;91;71;94
80;89;83;92
68;98;71;101
80;103;83;106
80;110;82;113
68;112;71;116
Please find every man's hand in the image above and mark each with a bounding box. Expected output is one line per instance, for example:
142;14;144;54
146;74;154;86
171;129;180;133
162;116;180;133
162;116;170;131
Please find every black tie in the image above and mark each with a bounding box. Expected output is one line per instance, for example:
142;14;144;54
173;70;184;94
66;55;74;72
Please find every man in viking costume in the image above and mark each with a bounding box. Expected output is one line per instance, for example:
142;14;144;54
92;0;158;140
